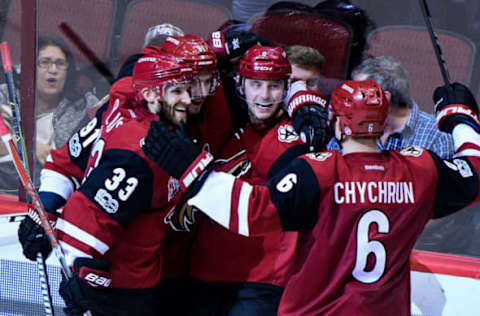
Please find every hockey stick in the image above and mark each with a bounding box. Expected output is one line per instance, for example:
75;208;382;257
1;41;55;316
419;0;452;87
0;113;93;316
59;22;115;84
0;116;70;276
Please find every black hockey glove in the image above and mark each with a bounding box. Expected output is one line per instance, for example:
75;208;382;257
434;82;480;133
209;30;269;62
142;120;215;196
59;257;112;316
17;208;52;261
293;105;331;152
18;192;66;261
17;192;65;261
285;80;330;151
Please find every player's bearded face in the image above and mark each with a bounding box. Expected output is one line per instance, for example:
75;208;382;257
244;78;285;124
189;72;214;115
161;82;192;125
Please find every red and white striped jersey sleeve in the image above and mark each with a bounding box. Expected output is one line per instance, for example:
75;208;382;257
187;156;321;237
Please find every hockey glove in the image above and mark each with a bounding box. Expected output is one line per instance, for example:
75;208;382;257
142;120;215;196
434;82;480;133
209;30;269;61
17;207;53;261
17;192;65;261
285;80;330;151
59;257;112;316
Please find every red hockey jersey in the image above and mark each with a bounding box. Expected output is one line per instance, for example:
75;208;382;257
43;76;234;283
54;97;187;289
190;115;309;287
40;78;232;206
188;125;480;315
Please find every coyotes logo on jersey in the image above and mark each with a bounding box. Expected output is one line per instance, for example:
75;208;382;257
400;146;423;157
164;203;197;232
306;152;333;161
163;150;251;232
277;124;299;143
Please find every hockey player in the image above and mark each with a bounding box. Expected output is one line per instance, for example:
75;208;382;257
159;33;232;157
17;34;232;267
161;34;219;115
50;54;194;316
143;45;330;315
144;80;480;316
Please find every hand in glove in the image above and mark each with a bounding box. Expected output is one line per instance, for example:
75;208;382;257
285;80;331;151
209;30;269;62
17;192;64;261
142;121;214;196
17;207;53;261
59;257;112;316
434;82;480;133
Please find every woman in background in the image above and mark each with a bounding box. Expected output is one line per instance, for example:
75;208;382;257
0;35;99;193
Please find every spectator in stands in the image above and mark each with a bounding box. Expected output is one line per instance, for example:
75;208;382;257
285;45;325;92
329;56;454;157
0;35;99;193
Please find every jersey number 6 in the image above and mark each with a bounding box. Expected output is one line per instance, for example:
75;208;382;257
352;209;390;284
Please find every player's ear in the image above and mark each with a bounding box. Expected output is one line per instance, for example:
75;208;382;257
235;75;244;95
141;88;156;103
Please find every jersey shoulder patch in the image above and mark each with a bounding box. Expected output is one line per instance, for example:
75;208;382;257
305;151;333;162
399;146;424;157
277;124;299;143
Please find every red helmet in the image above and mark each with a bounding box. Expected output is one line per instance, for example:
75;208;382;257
330;80;389;137
239;45;291;80
160;34;217;74
132;54;193;101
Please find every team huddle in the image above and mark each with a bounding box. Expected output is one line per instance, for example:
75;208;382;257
16;28;480;316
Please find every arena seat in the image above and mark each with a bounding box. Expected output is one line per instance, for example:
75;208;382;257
117;0;232;73
249;8;353;80
367;25;475;113
1;0;112;65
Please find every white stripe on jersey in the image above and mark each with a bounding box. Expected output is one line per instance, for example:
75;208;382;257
39;169;75;200
188;171;234;231
56;218;109;255
454;148;480;158
238;182;252;236
59;240;92;268
452;123;480;152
